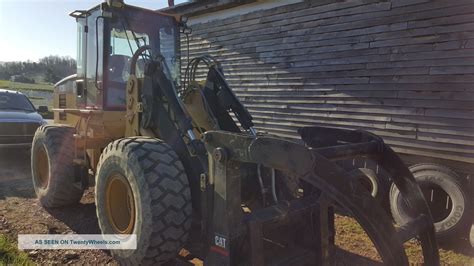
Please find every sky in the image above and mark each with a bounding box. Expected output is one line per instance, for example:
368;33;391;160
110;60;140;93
0;0;187;62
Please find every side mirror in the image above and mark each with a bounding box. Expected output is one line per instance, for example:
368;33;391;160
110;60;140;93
38;106;48;113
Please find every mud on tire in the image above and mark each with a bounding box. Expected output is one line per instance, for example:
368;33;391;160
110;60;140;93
95;137;192;265
31;125;84;207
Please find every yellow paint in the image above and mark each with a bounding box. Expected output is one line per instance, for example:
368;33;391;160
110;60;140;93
183;84;218;132
125;75;141;137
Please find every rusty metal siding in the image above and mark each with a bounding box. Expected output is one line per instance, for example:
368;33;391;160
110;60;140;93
181;0;474;170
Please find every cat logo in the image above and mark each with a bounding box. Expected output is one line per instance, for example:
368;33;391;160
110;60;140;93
214;235;227;249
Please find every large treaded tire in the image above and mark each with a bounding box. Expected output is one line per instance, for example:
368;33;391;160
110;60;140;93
95;137;192;265
389;163;472;242
31;125;84;207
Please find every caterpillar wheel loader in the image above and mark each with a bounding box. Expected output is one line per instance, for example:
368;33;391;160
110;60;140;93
31;1;440;265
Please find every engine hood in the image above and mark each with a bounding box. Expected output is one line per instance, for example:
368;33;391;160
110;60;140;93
0;110;43;123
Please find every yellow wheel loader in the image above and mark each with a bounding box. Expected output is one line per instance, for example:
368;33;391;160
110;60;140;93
31;1;440;265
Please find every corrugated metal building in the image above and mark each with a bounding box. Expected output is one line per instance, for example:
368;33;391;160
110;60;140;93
166;0;474;174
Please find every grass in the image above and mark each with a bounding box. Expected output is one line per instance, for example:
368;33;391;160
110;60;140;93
0;234;33;266
0;80;54;92
335;215;473;265
0;79;53;108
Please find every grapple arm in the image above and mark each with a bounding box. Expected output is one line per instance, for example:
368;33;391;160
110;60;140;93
299;126;439;265
202;126;440;266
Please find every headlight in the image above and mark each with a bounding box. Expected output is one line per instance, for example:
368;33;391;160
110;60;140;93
40;120;48;125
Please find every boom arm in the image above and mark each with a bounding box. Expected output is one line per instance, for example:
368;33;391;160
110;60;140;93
129;48;207;218
203;65;255;132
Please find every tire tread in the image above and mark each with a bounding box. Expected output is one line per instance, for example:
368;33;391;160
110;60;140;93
32;125;84;207
96;137;192;265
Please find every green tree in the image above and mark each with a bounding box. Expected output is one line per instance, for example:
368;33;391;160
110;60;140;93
45;68;60;83
0;56;76;83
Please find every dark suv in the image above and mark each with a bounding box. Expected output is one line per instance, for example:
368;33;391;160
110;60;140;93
0;89;45;147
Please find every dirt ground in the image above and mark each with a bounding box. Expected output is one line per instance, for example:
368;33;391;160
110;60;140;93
0;148;472;265
0;149;116;265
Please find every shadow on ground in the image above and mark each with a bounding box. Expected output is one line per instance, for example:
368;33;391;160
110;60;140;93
0;148;35;199
0;178;35;199
439;238;474;258
44;191;102;235
332;247;383;266
0;148;101;235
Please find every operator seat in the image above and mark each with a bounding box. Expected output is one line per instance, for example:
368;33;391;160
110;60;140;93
135;58;146;78
107;55;131;106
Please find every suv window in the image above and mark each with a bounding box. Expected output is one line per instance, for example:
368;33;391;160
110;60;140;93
0;93;35;112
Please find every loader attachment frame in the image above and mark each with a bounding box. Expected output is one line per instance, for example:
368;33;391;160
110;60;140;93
202;126;439;266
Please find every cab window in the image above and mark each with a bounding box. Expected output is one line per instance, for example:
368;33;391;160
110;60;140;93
105;28;149;108
85;10;104;108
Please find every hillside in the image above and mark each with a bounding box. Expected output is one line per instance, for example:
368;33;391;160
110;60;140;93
0;56;76;84
0;80;53;92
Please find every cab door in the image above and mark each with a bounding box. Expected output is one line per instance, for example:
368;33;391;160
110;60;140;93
83;9;104;109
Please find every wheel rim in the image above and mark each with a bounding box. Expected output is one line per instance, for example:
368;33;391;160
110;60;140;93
105;173;135;234
421;184;452;223
35;145;49;189
396;183;454;224
349;168;377;197
358;177;374;196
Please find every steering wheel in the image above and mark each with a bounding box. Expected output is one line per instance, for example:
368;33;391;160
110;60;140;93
130;45;152;75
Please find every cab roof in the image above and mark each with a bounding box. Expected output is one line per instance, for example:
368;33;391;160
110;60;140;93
70;2;181;22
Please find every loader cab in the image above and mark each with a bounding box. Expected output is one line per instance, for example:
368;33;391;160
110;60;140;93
70;3;181;111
